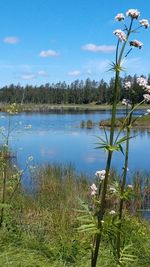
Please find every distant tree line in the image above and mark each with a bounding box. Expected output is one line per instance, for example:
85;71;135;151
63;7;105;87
0;74;149;105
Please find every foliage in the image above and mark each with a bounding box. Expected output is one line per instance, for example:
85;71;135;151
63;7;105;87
0;75;149;105
0;163;150;266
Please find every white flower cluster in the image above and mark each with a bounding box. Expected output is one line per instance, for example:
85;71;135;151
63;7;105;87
95;170;106;181
114;9;149;46
124;81;132;90
115;9;140;22
145;85;150;93
115;13;125;21
109;187;116;193
137;77;150;102
113;29;126;42
122;98;132;107
139;19;150;29
109;210;116;215
129;40;143;49
143;94;150;101
137;77;148;88
127;184;133;189
27;156;34;161
126;9;140;19
90;183;98;196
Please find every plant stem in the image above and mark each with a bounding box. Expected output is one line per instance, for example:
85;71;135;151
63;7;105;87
91;18;134;267
0;163;7;227
116;107;133;262
91;70;120;267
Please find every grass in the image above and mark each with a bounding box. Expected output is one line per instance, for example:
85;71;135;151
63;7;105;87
80;115;150;129
100;114;150;128
0;102;150;113
0;163;150;266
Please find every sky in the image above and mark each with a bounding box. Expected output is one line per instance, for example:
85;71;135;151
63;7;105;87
0;0;149;86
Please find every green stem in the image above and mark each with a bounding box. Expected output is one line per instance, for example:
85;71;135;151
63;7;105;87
118;18;133;65
6;115;11;146
91;18;134;267
117;127;130;260
91;70;119;267
0;164;7;227
114;99;145;144
116;107;133;262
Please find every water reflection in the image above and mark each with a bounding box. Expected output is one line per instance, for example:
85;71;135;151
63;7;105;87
0;110;150;175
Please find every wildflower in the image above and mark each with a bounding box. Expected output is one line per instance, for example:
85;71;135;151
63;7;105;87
7;103;18;114
101;220;104;224
122;98;132;107
13;164;17;169
127;184;133;189
109;210;116;215
143;94;150;102
139;19;149;29
137;77;148;88
147;109;150;113
95;170;106;180
115;13;125;21
90;183;98;196
129;40;143;49
124;81;132;90
113;29;126;42
126;9;140;19
28;156;33;161
144;85;150;93
3;143;8;148
109;187;116;193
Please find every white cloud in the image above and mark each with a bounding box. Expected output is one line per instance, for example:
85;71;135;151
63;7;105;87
37;70;48;76
21;74;36;80
39;49;59;57
3;36;20;44
68;70;81;77
82;43;115;53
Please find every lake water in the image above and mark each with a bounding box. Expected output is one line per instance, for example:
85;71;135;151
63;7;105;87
0;109;150;179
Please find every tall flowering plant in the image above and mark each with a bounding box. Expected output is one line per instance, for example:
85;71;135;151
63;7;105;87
78;9;149;267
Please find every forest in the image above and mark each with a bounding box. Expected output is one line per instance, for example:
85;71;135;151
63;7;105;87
0;74;149;105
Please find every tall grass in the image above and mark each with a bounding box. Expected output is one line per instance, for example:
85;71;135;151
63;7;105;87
0;163;149;266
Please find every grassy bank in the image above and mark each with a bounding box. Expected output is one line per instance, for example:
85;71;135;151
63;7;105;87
100;114;150;128
0;163;150;266
0;103;150;113
80;114;150;129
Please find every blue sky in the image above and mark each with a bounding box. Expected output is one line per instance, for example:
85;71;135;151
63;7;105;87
0;0;149;86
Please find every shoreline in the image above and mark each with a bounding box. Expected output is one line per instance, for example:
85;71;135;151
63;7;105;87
0;103;149;113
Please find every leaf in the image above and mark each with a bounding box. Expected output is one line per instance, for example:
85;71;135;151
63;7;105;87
76;200;99;235
95;135;108;144
102;126;109;144
119;244;137;265
118;144;124;155
115;135;135;146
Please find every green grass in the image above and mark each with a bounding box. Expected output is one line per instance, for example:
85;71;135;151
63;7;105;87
100;114;150;128
0;164;150;266
0;102;150;113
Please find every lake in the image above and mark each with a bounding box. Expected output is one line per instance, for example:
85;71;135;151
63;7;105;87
0;109;150;179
